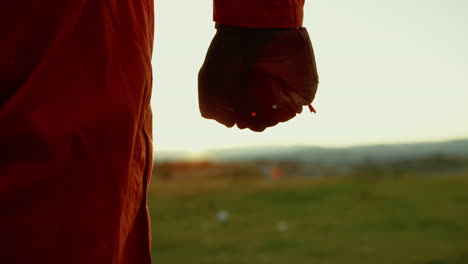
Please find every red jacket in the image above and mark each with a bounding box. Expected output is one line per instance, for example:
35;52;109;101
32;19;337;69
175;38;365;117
0;1;305;263
214;0;305;28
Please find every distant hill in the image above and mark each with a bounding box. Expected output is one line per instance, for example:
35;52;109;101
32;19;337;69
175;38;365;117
154;139;468;165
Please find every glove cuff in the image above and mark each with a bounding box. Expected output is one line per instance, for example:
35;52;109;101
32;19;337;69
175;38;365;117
213;0;304;29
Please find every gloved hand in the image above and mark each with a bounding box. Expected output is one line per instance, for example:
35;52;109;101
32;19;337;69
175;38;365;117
198;24;319;132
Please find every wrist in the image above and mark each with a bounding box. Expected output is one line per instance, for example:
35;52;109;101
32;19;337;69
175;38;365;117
215;24;298;32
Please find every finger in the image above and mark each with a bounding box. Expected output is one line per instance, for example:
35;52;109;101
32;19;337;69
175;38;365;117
244;109;280;132
272;104;297;123
236;120;248;130
247;117;276;132
200;101;236;128
281;90;304;114
248;120;279;132
249;126;267;132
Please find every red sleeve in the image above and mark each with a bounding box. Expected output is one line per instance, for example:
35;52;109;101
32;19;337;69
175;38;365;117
213;0;305;28
0;1;154;263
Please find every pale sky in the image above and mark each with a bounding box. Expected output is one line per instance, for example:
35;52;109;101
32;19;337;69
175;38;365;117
151;0;468;153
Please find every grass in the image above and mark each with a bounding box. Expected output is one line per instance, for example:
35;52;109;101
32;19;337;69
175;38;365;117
147;174;468;264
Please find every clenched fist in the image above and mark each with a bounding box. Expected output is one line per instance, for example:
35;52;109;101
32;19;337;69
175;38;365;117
198;24;319;132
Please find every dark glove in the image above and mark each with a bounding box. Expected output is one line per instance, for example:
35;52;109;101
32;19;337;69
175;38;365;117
198;24;319;132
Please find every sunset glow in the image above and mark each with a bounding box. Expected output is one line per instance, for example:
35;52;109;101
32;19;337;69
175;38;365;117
152;0;468;153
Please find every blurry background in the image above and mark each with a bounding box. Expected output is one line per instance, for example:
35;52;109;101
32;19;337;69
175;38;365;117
149;0;468;263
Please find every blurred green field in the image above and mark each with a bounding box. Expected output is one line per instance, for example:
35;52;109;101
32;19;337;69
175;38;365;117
147;174;468;264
